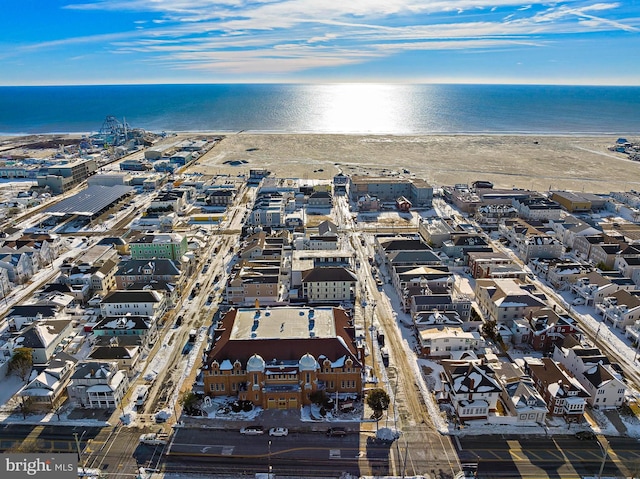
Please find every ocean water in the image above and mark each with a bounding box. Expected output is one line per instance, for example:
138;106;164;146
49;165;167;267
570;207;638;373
0;83;638;136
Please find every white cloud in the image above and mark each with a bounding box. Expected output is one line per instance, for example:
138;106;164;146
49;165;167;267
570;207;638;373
24;0;640;75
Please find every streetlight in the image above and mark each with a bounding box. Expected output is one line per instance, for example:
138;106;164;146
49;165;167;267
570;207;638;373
370;301;377;379
268;440;272;478
596;436;609;479
385;366;399;430
73;430;87;473
0;278;8;307
594;323;602;348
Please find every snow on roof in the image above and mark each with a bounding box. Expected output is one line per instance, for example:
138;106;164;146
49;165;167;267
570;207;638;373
86;385;115;393
331;355;346;368
102;318;137;330
219;359;233;370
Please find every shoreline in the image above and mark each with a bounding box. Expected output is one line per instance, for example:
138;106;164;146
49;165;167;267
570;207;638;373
2;132;639;194
1;131;635;139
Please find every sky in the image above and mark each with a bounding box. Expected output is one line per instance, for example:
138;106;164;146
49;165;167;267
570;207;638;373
1;1;639;86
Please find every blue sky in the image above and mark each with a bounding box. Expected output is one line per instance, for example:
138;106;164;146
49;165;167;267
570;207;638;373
1;0;639;85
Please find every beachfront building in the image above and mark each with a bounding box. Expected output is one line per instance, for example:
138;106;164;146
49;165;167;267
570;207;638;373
512;197;562;221
348;176;432;207
203;306;363;409
550;191;591;212
36;158;98;195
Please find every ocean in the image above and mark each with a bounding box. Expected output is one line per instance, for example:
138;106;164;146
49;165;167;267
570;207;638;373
0;83;638;136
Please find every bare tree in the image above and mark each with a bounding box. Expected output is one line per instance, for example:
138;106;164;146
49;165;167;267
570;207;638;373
9;347;33;382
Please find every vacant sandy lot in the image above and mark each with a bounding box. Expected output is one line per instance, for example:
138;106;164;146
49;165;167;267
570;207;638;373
192;133;640;193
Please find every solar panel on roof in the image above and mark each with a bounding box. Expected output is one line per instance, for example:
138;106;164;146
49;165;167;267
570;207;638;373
45;185;134;216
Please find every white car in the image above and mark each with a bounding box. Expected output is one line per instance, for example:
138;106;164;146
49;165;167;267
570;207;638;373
240;426;264;436
268;427;288;437
572;297;586;306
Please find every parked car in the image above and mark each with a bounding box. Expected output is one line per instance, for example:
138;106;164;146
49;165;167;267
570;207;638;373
240;425;264;436
575;430;596;440
139;432;169;446
268;427;288;437
326;427;347;437
572;297;586;306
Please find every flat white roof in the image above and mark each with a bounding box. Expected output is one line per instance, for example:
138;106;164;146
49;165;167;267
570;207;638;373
230;306;336;341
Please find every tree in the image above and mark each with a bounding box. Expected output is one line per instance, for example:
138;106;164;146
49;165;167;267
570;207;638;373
366;388;390;430
481;319;499;342
178;391;199;415
309;390;327;406
9;347;33;382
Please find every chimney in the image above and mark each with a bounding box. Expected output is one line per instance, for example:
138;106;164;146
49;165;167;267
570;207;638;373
468;378;475;400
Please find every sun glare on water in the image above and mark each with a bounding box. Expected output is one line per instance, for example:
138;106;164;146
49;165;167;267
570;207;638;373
303;83;423;134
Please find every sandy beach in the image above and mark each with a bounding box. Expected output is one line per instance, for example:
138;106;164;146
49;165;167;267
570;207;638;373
191;133;640;194
2;133;639;194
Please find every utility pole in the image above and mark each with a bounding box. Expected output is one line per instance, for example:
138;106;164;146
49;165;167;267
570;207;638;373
73;431;86;473
596;437;609;479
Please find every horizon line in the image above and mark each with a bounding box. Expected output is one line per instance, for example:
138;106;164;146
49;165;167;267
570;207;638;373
2;81;640;88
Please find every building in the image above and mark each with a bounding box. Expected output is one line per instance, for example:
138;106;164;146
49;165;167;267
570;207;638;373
18;353;77;410
474;279;547;325
99;290;167;319
203;306;363;409
525;357;588;422
550;191;594;212
440;361;502;422
571;271;636;306
417;326;482;358
66;361;129;409
529;258;591;289
129;233;188;261
92;314;159;350
348;176;433;207
37;158;98;194
525;308;580;353
500;377;548;425
225;262;281;305
114;258;183;290
596;290;640;329
301;267;358;303
512;197;562;221
11;319;74;365
410;294;472;320
552;337;625;410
